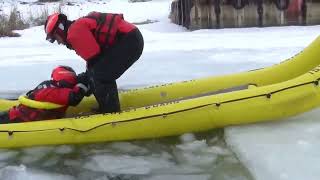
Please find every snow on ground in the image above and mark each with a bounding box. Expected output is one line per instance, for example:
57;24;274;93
1;0;320;180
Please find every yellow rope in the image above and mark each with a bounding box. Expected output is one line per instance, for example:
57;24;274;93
18;96;64;110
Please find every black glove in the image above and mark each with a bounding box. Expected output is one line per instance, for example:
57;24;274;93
76;83;89;94
69;83;89;106
77;72;92;96
77;72;90;86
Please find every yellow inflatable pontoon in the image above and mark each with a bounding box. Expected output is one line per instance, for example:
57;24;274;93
0;36;320;148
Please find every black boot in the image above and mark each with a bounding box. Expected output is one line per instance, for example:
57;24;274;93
93;81;120;113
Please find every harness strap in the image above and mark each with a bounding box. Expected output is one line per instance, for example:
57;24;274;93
96;13;107;38
104;14;117;50
85;13;118;50
27;81;56;100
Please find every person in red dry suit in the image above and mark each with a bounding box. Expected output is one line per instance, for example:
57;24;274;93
44;12;144;113
0;66;89;124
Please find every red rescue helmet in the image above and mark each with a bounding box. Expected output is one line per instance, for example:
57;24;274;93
51;66;77;87
45;13;59;35
44;13;67;43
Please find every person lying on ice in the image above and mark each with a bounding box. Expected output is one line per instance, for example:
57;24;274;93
44;12;144;113
0;66;90;124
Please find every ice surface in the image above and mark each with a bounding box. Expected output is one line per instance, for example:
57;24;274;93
225;108;320;180
0;165;74;180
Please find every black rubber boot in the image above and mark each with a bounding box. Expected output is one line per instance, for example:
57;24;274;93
93;81;120;113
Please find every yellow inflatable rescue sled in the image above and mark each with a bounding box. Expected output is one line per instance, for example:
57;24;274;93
0;36;320;148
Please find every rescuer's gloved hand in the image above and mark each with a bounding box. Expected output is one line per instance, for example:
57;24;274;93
77;72;92;96
76;83;89;94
